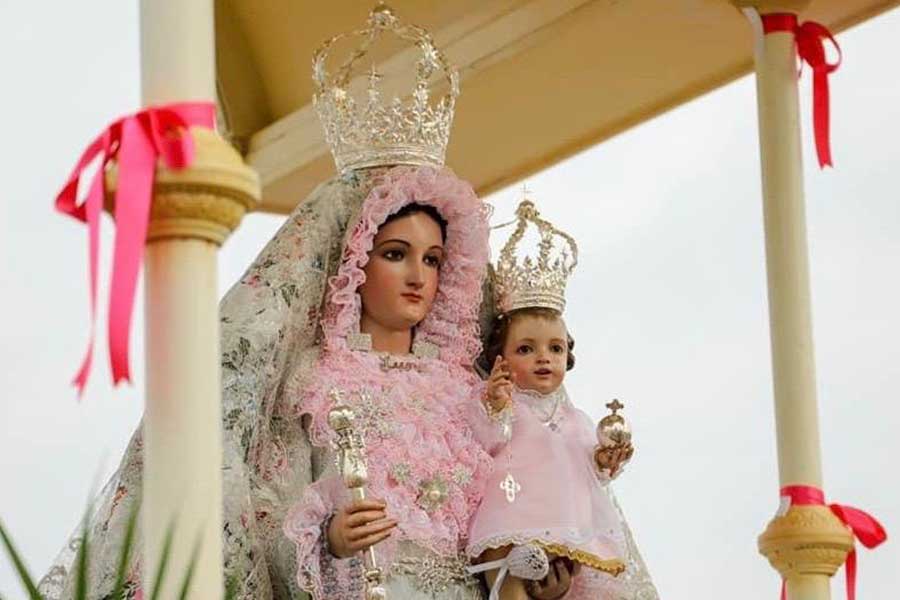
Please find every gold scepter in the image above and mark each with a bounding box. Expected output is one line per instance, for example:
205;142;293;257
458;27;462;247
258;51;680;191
328;390;387;600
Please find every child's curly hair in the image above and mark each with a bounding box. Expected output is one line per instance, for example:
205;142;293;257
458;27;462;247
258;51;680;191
479;306;576;374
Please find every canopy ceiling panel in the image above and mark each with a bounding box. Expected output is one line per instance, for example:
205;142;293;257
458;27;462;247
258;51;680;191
215;0;899;213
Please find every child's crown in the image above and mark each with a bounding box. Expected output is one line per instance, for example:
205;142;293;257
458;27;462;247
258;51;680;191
493;196;578;314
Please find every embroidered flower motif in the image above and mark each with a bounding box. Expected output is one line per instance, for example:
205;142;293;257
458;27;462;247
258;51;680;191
417;475;449;513
451;465;472;486
405;394;426;412
391;554;478;596
390;462;412;484
243;273;263;288
351;389;396;440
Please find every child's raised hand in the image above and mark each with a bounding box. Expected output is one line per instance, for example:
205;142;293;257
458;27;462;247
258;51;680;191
484;356;513;413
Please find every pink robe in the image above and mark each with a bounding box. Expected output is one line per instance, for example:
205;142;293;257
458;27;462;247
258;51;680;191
466;386;627;596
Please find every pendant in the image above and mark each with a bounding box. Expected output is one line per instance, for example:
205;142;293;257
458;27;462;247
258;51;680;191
500;472;521;503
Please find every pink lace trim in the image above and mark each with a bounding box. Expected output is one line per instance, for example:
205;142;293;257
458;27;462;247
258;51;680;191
283;482;364;599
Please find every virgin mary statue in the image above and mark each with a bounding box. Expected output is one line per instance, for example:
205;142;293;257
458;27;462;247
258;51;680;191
41;5;493;599
38;5;656;600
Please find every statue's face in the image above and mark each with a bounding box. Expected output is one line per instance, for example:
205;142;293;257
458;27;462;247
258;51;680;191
502;314;568;394
359;211;444;334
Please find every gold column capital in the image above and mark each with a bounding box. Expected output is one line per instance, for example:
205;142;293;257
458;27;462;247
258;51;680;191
759;505;854;579
731;1;811;13
106;127;261;245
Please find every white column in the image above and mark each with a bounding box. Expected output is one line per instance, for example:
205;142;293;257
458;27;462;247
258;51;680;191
746;6;823;494
143;239;223;599
140;0;215;104
139;1;222;598
738;5;852;599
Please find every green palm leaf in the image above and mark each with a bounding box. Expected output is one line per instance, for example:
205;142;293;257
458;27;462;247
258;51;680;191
224;573;240;600
0;519;42;600
2;510;229;600
73;517;90;600
148;522;177;600
110;503;140;600
176;532;204;600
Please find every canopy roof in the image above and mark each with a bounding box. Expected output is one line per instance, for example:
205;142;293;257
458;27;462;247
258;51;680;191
215;0;899;213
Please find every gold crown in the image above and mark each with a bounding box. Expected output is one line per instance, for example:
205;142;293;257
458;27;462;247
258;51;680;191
312;3;459;173
494;198;578;314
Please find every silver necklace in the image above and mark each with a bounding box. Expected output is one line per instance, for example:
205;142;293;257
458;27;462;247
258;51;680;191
520;387;565;429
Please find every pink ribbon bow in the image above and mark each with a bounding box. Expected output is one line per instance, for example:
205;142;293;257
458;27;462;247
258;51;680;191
761;13;842;168
55;101;216;395
778;485;887;600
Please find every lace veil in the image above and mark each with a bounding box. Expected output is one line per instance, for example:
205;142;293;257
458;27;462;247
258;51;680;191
38;166;465;599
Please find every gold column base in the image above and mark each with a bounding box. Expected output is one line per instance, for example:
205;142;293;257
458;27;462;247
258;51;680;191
106;127;260;245
759;505;854;580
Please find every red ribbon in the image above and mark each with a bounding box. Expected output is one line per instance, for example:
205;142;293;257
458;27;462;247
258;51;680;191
55;101;216;395
761;13;842;168
778;485;887;600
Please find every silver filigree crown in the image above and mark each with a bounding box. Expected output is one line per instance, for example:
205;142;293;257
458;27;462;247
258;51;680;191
494;198;578;314
313;3;459;173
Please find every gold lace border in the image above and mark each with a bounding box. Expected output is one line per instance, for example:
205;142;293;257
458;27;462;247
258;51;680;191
536;541;626;576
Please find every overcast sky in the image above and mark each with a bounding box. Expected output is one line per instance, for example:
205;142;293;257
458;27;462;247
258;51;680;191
1;2;898;599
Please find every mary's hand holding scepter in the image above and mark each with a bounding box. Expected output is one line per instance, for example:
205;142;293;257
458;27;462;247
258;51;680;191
327;390;391;600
